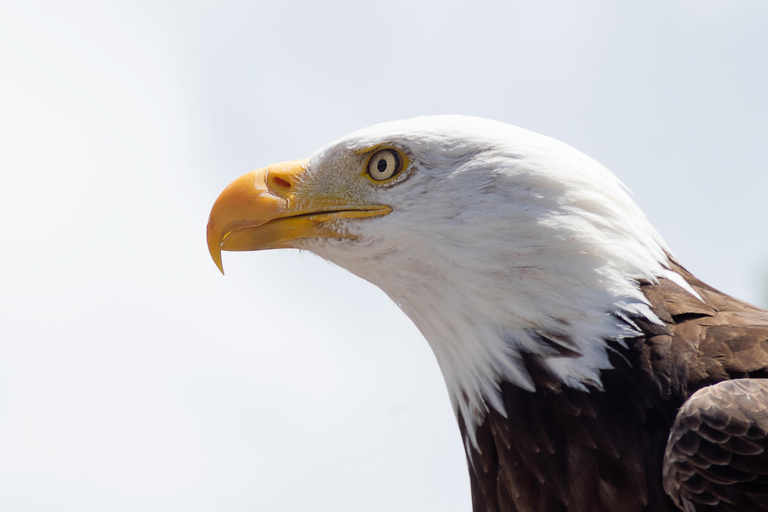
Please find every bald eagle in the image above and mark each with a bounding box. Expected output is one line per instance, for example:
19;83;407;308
207;116;768;512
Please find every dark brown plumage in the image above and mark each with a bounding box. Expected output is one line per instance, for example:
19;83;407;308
462;261;768;512
664;379;768;512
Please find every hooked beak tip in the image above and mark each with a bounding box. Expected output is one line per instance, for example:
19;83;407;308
207;219;226;276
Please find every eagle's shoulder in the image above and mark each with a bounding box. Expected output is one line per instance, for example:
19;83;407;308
636;259;768;399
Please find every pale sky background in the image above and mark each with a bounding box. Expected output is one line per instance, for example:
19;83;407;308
1;1;767;511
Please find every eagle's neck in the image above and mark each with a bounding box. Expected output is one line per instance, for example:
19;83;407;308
370;250;675;443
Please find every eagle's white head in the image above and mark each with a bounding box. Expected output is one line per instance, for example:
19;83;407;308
207;115;694;438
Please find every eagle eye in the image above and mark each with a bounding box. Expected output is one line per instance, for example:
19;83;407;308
366;149;404;182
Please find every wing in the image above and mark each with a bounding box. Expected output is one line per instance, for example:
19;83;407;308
663;379;768;512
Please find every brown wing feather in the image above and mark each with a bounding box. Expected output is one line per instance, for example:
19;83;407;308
462;259;768;512
663;379;768;512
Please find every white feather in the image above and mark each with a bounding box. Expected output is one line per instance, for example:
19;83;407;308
297;116;696;444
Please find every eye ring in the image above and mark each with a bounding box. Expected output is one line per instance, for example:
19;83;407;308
366;148;405;182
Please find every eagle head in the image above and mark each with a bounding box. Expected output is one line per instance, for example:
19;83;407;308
207;115;687;433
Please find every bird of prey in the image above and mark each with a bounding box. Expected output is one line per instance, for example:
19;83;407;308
207;116;768;512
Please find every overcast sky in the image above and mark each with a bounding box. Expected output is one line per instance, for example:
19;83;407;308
1;1;767;511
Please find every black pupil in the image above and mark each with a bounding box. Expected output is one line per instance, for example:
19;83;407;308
377;158;388;173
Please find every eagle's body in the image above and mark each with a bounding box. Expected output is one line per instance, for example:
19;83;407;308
207;116;768;511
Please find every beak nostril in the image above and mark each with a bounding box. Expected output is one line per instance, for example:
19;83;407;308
272;176;291;188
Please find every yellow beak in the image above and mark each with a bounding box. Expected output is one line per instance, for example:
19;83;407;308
206;159;391;274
